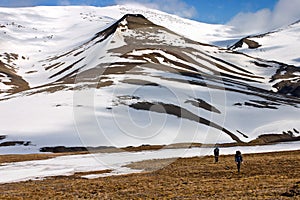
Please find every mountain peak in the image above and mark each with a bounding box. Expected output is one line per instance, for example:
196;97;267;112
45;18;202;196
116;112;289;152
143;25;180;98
89;14;158;45
119;13;147;21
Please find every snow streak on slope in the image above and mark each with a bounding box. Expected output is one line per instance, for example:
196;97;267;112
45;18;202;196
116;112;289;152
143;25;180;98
0;6;299;154
229;20;300;67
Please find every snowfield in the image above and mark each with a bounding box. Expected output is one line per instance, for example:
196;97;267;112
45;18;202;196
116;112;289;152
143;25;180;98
229;21;300;67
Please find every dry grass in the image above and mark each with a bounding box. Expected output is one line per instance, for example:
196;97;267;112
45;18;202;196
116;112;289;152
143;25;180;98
0;154;58;164
0;152;88;164
0;150;300;199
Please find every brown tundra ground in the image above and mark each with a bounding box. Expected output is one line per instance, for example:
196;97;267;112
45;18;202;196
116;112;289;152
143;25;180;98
0;150;300;199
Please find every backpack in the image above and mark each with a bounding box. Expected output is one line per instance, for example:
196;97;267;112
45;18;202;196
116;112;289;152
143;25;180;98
214;147;219;155
235;151;243;162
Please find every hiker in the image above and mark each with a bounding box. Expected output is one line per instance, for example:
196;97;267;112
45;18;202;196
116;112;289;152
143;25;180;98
235;150;243;173
213;146;220;163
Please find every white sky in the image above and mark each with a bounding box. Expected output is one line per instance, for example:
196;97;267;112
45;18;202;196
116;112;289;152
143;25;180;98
228;0;300;33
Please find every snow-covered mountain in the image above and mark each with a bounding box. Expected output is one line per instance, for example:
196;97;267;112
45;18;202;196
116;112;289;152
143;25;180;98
0;5;299;154
229;20;300;67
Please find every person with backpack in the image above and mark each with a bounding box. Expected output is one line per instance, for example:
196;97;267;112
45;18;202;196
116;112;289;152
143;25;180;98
213;146;220;163
235;150;243;173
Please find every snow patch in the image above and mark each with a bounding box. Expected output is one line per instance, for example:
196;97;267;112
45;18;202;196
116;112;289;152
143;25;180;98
1;143;300;184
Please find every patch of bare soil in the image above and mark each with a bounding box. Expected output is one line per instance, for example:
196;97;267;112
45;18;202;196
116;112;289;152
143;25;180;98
0;59;30;94
0;150;299;199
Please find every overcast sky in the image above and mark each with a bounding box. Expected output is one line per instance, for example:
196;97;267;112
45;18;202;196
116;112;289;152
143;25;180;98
0;0;300;33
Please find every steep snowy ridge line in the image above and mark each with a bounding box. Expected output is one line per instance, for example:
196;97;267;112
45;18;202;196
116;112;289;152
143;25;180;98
0;5;237;89
44;14;149;83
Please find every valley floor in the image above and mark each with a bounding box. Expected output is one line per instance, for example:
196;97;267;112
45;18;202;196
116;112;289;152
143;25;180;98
0;150;300;199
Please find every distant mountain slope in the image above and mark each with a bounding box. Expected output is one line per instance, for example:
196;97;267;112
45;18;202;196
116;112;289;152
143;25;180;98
0;6;299;153
0;5;237;94
229;20;300;67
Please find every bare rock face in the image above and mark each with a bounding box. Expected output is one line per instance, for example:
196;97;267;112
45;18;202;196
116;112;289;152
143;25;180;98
0;141;31;147
271;64;300;97
229;38;261;50
274;81;300;97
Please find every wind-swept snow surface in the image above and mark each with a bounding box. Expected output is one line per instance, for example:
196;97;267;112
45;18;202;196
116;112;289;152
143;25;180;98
229;21;300;67
0;6;299;154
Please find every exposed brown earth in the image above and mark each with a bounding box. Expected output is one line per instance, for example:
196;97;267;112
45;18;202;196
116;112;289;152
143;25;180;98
0;59;29;94
0;150;299;199
0;153;76;164
229;38;261;50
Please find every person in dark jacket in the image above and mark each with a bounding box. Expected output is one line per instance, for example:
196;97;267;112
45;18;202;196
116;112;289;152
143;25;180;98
213;146;220;163
235;150;243;173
